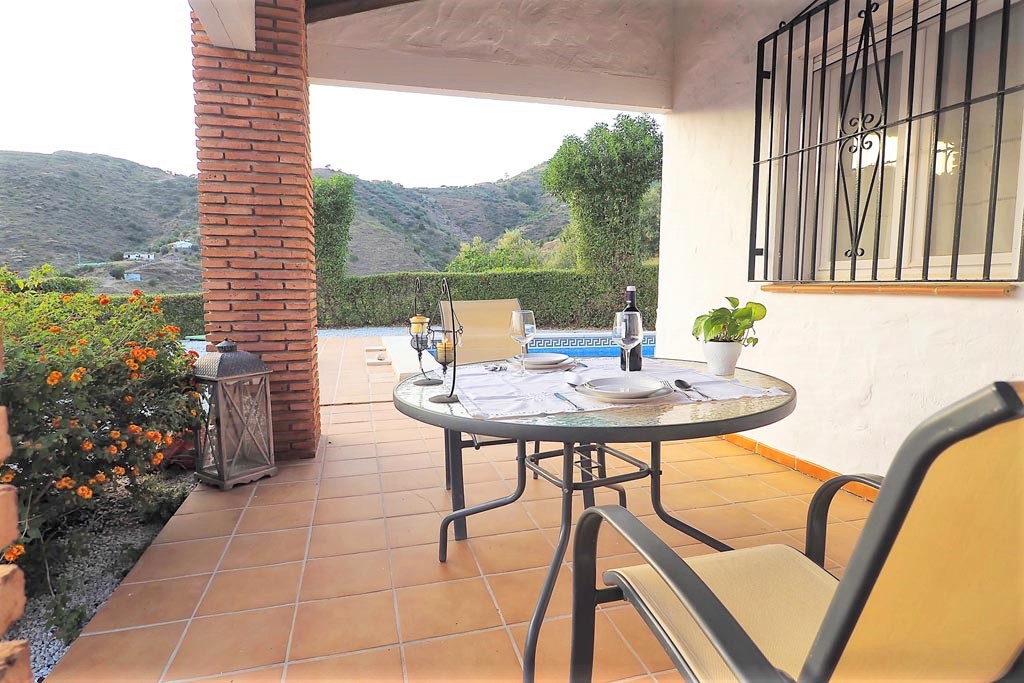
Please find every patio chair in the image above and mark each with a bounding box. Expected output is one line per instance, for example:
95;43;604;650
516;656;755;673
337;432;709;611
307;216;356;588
569;381;1024;682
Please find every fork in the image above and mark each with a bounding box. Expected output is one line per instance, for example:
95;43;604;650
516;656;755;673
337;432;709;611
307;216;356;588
553;392;585;411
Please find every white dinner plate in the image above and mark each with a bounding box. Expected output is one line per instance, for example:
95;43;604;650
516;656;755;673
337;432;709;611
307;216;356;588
525;358;577;372
517;353;570;366
576;384;674;404
582;376;665;399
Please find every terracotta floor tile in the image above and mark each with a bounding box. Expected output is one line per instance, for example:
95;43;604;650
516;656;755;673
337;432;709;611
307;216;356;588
324;443;376;463
470;529;555;574
187;666;285;683
673;504;776;539
309;518;388;558
403;628;522;683
46;622;185;683
460;462;503;484
389;541;480;587
375;440;429;458
373;428;424;443
165;606;294;680
237;502;315;534
154;508;242;544
740;497;811;531
805;490;874;521
724;531;804;552
252;481;319;506
299;551;391;601
671;457;744;481
290;592;398;660
690;440;753;457
605;605;676;673
487;566;573;624
378;452;434;472
222;528;309;570
463;502;537;536
318;473;381;499
397;577;502;640
124;537;229;583
285;647;403;682
387;511;450;549
658;482;730;511
198;563;302;616
659;442;714;462
632;516;703;548
314;494;384;525
382;488;450;517
654;669;687;682
84;574;209;633
823;522;864;566
270;463;324;483
464;480;514;505
703;475;787;502
324;457;378;477
755;470;823;495
522;496;584;529
177;486;254;514
718;453;789;474
380;467;445;493
511;614;646;683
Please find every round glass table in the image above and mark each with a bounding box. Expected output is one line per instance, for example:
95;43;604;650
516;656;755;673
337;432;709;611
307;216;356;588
392;359;796;682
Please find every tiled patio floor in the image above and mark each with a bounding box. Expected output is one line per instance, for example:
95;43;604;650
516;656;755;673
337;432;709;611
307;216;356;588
48;337;871;682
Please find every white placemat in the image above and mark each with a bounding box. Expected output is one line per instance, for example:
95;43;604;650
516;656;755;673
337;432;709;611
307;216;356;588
447;357;786;420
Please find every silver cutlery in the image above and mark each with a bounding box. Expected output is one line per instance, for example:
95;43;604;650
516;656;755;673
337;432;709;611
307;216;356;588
553;392;585;411
675;379;711;400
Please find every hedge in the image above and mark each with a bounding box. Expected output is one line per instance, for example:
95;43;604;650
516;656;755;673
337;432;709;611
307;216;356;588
156;266;659;334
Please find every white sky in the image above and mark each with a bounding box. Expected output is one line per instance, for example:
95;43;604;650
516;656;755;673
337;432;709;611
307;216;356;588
0;1;644;188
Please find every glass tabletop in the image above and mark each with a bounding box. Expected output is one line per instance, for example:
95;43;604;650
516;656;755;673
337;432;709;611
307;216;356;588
393;358;797;443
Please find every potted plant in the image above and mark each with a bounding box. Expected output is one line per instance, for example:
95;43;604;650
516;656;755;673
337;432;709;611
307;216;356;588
692;297;767;375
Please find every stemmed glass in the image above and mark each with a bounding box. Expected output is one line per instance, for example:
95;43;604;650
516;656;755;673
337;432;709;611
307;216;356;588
612;311;643;377
509;310;537;375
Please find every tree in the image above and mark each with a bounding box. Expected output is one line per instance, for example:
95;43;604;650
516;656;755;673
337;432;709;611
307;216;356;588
445;229;544;272
638;182;662;259
313;173;355;294
541;114;663;272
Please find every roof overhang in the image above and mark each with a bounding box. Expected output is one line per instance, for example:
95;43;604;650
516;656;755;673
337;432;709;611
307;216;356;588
188;0;256;51
306;0;421;24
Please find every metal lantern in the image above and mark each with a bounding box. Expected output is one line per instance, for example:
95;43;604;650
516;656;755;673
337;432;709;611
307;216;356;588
192;339;276;489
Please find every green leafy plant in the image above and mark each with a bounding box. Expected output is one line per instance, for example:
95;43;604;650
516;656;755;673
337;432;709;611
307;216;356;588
0;286;203;566
692;297;767;347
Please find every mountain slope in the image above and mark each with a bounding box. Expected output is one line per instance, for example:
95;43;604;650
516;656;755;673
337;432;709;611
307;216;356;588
0;151;570;281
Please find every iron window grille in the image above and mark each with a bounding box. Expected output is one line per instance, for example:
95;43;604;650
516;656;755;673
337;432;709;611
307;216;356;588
749;0;1024;283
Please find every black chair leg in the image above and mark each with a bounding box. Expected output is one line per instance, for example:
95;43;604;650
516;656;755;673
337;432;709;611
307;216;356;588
532;440;540;479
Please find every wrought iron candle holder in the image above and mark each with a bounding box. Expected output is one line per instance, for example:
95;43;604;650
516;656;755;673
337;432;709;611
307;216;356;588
427;277;462;404
408;314;441;386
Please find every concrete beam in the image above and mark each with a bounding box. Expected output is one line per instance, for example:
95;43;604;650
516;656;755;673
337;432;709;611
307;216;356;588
189;0;256;51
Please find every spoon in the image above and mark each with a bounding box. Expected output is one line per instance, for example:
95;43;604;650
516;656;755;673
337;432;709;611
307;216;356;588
674;379;710;400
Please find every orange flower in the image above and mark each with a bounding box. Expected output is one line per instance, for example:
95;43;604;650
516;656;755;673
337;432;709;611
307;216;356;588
127;296;137;304
69;346;80;355
131;466;140;476
125;360;139;371
112;466;126;476
109;430;121;440
81;440;94;452
97;294;111;306
4;544;25;563
55;476;75;490
49;325;61;334
46;371;62;386
190;409;198;416
154;296;163;304
38;355;47;363
69;419;80;427
125;341;138;347
69;371;83;383
144;347;156;360
0;471;14;484
94;472;107;483
77;338;88;346
132;289;142;296
151;305;161;314
88;478;96;485
128;424;142;434
146;430;162;443
124;395;134;405
150;452;164;466
163;433;174;445
119;441;128;450
76;486;93;500
51;417;62;428
61;294;73;303
106;444;118;455
129;372;140;380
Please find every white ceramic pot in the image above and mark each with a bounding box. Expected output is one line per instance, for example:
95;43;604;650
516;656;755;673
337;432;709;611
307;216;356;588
703;341;742;376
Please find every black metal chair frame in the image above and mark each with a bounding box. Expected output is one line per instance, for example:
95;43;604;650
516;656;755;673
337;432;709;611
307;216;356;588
568;382;1024;682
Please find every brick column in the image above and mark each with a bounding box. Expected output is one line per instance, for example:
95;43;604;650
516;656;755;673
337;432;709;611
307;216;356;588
192;0;320;459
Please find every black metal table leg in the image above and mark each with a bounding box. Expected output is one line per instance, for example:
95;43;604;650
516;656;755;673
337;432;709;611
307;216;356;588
578;443;596;508
443;429;452;491
447;429;467;541
439;440;528;562
649;441;732;552
522;442;575;683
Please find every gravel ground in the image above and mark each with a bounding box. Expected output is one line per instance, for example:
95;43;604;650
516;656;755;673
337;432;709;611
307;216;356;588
8;470;195;681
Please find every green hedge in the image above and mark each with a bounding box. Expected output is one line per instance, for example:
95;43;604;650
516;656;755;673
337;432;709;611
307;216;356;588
157;266;659;334
321;266;659;329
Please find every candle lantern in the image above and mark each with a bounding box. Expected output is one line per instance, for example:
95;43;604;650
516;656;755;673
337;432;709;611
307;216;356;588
409;315;441;386
192;339;277;490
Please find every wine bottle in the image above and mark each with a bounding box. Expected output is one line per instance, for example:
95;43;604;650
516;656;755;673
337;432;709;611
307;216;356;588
619;286;643;371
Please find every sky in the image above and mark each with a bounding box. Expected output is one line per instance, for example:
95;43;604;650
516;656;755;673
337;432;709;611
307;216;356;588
0;1;643;188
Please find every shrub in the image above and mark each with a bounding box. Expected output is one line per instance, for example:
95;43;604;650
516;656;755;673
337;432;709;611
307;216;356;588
0;289;203;564
320;266;659;329
108;264;126;280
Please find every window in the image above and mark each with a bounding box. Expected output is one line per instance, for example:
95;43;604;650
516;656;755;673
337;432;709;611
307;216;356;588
749;0;1024;282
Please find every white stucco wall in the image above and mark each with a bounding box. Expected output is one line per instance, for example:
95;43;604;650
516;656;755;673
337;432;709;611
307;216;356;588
307;0;675;110
656;0;1024;475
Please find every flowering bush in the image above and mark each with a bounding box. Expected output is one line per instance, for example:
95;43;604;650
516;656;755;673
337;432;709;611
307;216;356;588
0;288;202;564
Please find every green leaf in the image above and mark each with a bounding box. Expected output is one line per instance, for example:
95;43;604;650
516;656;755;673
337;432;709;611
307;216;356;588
725;296;740;308
746;302;767;321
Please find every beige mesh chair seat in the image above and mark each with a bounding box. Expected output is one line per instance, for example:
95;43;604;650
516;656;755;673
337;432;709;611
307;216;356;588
569;382;1024;682
609;545;837;681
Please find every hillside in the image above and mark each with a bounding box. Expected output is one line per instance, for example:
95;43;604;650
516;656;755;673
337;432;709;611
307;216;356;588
0;151;570;284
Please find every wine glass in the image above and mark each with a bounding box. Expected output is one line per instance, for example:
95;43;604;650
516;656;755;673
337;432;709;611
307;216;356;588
612;311;643;376
509;310;538;375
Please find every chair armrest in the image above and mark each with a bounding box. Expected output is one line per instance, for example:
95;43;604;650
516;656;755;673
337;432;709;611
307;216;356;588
574;505;790;682
804;473;884;567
